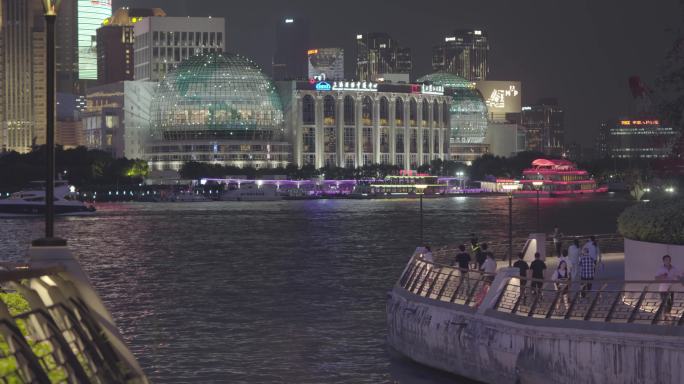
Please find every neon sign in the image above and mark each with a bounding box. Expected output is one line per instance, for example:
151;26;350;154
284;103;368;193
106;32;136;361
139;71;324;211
620;120;659;126
307;49;318;55
421;84;444;95
332;81;377;92
315;81;332;91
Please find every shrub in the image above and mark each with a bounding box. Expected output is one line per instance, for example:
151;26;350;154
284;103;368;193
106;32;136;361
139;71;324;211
618;198;684;245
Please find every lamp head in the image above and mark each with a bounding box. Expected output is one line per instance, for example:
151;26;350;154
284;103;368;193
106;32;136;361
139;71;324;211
42;0;62;16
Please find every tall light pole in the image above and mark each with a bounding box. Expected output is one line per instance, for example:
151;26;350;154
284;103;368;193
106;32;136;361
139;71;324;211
532;181;543;232
502;183;519;267
416;184;428;245
34;0;65;247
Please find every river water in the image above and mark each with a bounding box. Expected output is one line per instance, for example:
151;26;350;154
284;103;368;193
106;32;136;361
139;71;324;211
0;195;633;383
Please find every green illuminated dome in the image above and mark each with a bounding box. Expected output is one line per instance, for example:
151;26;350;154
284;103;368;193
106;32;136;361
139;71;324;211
150;53;283;140
417;72;488;144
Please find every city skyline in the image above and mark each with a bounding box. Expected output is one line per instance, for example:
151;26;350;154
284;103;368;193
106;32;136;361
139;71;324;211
114;0;682;147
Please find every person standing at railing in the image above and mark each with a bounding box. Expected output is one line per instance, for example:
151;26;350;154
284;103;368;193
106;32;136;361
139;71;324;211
530;252;547;296
477;243;492;270
452;244;472;291
552;260;571;309
568;239;581;280
655;255;682;317
579;247;595;298
513;252;530;302
470;234;482;265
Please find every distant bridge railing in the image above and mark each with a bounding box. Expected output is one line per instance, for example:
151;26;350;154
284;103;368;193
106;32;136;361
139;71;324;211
397;252;683;327
0;265;148;383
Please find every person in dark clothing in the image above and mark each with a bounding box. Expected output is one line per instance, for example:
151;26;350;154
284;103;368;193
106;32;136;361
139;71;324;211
452;244;471;271
529;252;547;295
513;252;529;301
477;242;492;270
470;234;481;264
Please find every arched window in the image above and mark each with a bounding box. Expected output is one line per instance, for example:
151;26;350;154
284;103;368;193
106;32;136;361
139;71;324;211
422;99;429;127
302;95;315;125
324;95;335;125
379;97;389;125
410;99;417;127
362;96;373;125
443;101;449;126
395;98;404;125
433;100;439;126
344;95;355;125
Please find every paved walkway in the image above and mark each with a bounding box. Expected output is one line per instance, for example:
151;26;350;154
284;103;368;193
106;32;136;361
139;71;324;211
496;252;625;280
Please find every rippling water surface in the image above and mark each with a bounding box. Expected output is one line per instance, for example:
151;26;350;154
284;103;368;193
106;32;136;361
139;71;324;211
0;196;633;383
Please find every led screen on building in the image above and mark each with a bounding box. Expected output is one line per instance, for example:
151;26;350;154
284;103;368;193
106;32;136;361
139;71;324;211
475;80;522;117
307;48;344;81
78;0;112;80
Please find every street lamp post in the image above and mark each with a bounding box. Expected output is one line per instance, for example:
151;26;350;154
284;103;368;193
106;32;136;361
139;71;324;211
502;183;519;267
416;184;428;245
532;181;544;232
34;0;65;247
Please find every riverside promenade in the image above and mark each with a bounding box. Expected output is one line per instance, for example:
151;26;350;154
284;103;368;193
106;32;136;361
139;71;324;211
387;235;684;384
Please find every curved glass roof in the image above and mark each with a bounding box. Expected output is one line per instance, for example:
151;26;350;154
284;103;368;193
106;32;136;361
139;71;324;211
416;72;474;89
150;52;283;139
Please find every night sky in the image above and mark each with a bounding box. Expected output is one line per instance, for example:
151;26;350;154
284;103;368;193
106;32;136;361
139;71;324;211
115;0;681;147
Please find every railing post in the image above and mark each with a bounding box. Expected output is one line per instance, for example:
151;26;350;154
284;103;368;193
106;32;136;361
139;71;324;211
628;286;649;323
434;269;454;300
425;269;442;298
605;290;624;322
450;271;467;303
408;263;427;292
584;283;606;321
527;283;542;317
399;260;417;287
416;267;434;295
546;286;564;318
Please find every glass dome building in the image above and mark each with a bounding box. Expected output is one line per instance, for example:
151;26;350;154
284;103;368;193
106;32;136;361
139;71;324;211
146;53;291;170
417;72;488;144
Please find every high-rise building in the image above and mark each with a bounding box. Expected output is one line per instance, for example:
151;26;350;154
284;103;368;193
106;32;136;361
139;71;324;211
54;0;111;96
307;48;344;81
0;0;46;153
519;98;564;155
133;16;225;82
272;17;309;81
597;118;678;159
433;29;489;81
97;7;166;85
356;33;412;82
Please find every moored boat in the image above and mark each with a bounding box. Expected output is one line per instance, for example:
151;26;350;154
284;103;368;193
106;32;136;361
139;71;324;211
0;181;95;217
516;158;607;197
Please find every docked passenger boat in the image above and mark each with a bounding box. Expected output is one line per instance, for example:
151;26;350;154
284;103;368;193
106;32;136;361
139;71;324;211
221;183;282;201
0;181;95;217
516;158;607;197
354;170;448;196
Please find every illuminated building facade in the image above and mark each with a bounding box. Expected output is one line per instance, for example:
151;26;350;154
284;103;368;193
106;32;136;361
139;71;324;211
148;53;290;170
356;33;412;82
417;72;489;163
0;0;46;152
597;118;678;159
520;98;564;156
273;17;309;81
279;80;450;169
82;81;155;158
77;0;111;80
307;48;344;81
133;16;225;82
432;29;489;81
97;7;166;85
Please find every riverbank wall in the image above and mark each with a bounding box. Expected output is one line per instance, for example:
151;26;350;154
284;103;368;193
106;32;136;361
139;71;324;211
387;267;684;384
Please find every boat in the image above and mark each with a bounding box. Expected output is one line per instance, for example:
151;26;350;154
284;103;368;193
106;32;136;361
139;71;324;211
221;183;282;201
0;180;96;217
354;170;448;197
167;191;212;202
516;158;607;197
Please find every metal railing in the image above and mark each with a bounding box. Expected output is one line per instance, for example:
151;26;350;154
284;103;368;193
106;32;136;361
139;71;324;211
0;266;147;383
493;277;684;326
545;233;625;255
397;252;684;327
398;257;496;308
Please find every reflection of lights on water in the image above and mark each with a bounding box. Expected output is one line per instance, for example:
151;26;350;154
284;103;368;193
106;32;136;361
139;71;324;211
452;196;467;202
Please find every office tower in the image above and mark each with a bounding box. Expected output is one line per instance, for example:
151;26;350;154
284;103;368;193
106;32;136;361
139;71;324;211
520;98;564;155
97;8;166;85
356;33;412;82
307;48;344;81
133;16;225;82
433;29;489;81
55;0;112;94
0;0;46;152
597;118;677;159
272;17;309;81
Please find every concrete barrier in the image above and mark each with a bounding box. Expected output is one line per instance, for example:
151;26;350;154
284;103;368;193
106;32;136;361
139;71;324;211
387;269;684;384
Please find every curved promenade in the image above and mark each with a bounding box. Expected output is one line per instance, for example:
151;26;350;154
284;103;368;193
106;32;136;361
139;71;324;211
387;241;684;384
